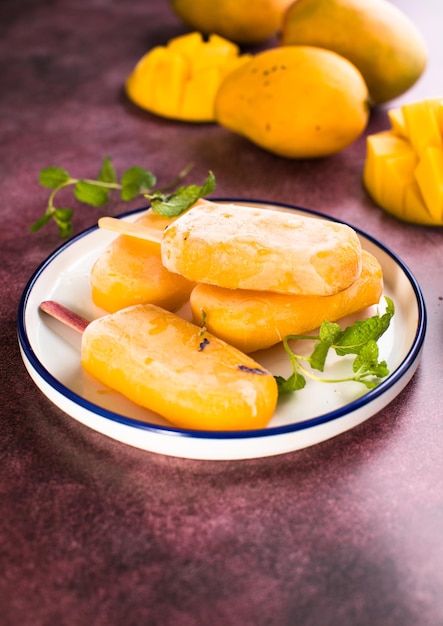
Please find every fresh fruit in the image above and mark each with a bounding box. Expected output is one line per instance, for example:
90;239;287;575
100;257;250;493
214;46;370;158
125;31;251;122
281;0;427;105
169;0;294;45
363;98;443;225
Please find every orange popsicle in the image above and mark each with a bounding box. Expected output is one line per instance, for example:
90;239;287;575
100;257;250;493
190;250;383;353
90;210;195;313
99;202;362;296
40;301;278;431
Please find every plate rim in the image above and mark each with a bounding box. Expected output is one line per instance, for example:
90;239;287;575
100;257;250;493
17;198;427;442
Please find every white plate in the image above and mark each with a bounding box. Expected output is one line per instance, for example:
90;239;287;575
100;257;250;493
17;200;427;460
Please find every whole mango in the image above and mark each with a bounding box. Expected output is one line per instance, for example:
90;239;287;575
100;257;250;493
169;0;294;46
281;0;427;105
214;46;370;158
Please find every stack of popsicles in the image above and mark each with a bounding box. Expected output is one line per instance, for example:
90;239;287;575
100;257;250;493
43;201;383;431
95;200;383;353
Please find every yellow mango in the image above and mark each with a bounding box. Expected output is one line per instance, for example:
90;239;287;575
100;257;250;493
125;32;250;122
169;0;294;45
167;31;206;56
387;108;407;138
426;98;443;133
364;97;443;225
190;250;383;354
403;183;438;226
379;151;419;219
363;131;413;204
281;0;427;105
402;100;442;156
414;146;443;222
215;46;370;158
181;55;250;121
81;304;278;430
90;211;195;313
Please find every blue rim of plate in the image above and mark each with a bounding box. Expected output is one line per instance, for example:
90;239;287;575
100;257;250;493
17;199;427;441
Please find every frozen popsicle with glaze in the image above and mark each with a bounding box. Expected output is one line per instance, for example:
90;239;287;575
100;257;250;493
40;301;278;431
90;210;195;313
98;201;363;296
190;250;383;353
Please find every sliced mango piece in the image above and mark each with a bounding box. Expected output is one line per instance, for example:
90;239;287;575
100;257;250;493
166;31;203;56
402;100;442;156
125;31;251;122
403;182;439;225
363;131;413;204
380;151;418;218
387;107;407;138
363;96;443;225
414;146;443;222
426;98;443;134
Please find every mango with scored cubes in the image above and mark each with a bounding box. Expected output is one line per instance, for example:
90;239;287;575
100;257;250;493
363;98;443;225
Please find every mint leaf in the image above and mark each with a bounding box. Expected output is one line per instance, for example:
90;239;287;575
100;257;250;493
353;339;379;372
150;190;194;217
353;340;389;385
33;160;215;237
310;340;333;372
29;212;53;232
97;156;117;183
74;180;109;206
310;321;343;371
276;297;394;398
56;221;73;238
121;166;156;192
275;372;306;394
39;167;70;189
150;170;216;217
54;207;74;223
120;183;141;202
334;297;395;356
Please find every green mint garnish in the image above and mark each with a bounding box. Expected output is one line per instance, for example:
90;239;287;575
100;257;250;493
30;156;215;237
275;297;395;395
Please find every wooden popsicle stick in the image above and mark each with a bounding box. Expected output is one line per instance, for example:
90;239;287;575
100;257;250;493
40;300;90;333
97;199;215;242
97;216;163;243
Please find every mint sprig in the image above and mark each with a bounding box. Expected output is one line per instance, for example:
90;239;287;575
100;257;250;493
275;297;394;395
31;156;216;237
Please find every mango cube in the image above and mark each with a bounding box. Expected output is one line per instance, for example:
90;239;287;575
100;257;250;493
363;131;413;204
380;151;418;218
363;96;443;225
125;32;251;122
403;182;436;225
387;107;407;138
414;146;443;222
402;99;442;155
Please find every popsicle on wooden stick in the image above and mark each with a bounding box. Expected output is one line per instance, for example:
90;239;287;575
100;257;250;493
40;301;278;431
98;202;363;296
190;249;384;353
90;210;195;313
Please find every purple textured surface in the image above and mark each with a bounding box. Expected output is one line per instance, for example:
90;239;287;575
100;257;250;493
1;1;443;624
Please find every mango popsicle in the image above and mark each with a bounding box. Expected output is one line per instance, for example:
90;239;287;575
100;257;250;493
40;301;278;431
90;210;195;313
99;202;363;296
190;250;383;353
